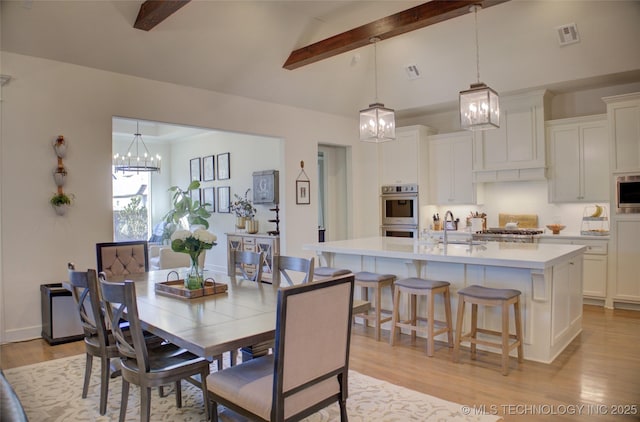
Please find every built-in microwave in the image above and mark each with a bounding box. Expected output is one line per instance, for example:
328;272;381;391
381;225;418;238
616;175;640;213
380;184;419;226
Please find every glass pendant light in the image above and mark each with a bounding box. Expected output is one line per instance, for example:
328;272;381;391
360;38;396;142
459;5;499;131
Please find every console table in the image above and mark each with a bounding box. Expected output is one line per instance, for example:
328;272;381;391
226;233;279;283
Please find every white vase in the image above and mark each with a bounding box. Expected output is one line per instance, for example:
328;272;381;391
53;204;68;216
53;170;66;187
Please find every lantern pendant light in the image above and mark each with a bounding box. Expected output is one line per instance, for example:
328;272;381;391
359;37;396;142
459;5;499;131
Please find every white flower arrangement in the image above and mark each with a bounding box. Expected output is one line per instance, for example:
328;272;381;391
170;228;217;261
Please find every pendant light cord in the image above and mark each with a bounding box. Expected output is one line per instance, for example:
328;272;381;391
373;37;379;102
473;5;480;84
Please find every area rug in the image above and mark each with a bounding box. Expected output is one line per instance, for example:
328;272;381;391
3;354;500;421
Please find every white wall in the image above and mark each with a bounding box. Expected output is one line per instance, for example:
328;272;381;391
0;52;366;343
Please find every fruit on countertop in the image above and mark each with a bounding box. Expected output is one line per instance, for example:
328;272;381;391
546;224;566;235
590;204;603;218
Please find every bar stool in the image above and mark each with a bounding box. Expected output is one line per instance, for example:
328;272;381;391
313;266;352;280
390;278;453;356
454;285;523;376
353;271;395;341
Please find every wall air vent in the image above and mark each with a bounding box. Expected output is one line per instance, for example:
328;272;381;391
405;65;421;80
556;23;580;46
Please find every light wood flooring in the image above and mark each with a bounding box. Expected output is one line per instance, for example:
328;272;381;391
2;305;639;421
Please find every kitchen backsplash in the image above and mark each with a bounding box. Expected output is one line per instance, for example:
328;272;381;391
422;180;608;234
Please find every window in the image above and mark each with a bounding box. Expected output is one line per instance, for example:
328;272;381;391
112;170;151;242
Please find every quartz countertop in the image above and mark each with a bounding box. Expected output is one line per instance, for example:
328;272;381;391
304;236;586;270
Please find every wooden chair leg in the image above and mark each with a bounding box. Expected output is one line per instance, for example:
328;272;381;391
454;296;465;362
361;286;369;328
82;353;92;399
444;288;454;347
410;293;417;341
390;285;401;346
502;301;510;376
99;356;109;415
470;303;478;359
514;297;524;363
119;380;129;422
426;291;435;357
141;386;152;422
375;284;382;341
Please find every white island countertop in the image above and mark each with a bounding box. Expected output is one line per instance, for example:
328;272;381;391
304;237;586;270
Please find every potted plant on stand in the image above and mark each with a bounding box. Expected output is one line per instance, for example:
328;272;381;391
50;192;73;216
162;181;212;242
231;189;257;232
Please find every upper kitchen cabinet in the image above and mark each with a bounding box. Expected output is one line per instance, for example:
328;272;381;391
379;125;436;186
547;115;609;203
603;93;640;172
428;132;481;205
473;90;552;182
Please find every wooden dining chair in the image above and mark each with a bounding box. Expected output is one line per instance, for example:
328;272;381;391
277;255;314;286
96;241;149;278
99;278;211;422
64;266;119;416
206;274;355;422
230;250;264;282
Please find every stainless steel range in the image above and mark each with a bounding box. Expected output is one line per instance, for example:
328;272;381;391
472;228;543;243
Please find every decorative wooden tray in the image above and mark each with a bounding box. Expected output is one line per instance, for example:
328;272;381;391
155;279;228;299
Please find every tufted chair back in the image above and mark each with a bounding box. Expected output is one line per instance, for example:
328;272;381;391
96;241;149;278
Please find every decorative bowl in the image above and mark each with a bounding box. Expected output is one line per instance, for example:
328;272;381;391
546;224;566;235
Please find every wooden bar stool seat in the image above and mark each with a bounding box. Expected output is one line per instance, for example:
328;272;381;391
353;271;395;341
454;285;524;376
390;278;453;356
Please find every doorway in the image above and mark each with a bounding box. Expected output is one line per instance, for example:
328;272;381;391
318;144;349;242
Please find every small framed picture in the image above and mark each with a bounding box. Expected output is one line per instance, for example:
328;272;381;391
217;186;230;213
202;187;215;212
217;152;230;180
296;180;310;205
202;155;215;181
190;157;201;182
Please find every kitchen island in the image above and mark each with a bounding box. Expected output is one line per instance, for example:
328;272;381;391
304;237;586;364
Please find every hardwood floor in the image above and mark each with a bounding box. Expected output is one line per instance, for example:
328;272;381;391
2;305;639;421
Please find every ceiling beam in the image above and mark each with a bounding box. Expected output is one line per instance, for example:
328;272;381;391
283;0;509;70
134;0;191;31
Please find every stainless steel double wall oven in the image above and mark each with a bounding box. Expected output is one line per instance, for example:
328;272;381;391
380;184;419;238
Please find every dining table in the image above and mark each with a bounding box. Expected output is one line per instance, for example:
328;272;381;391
108;269;369;359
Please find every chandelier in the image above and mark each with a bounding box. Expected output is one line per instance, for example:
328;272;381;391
459;5;499;131
359;38;396;142
113;121;161;173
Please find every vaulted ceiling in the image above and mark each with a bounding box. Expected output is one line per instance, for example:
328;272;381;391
2;1;639;121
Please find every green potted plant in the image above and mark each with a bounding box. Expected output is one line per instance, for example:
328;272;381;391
50;192;73;215
162;181;212;242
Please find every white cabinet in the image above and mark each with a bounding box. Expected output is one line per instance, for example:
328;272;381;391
379;125;435;186
428;132;479;205
540;236;608;300
473;90;552;182
610;219;640;304
604;92;640;172
547;115;609;202
226;233;279;283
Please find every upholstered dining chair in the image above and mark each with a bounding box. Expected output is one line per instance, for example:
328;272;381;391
96;241;148;278
206;274;355;422
277;255;314;286
230;250;264;282
99;278;210;422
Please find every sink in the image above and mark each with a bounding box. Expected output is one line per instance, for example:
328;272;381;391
440;240;487;246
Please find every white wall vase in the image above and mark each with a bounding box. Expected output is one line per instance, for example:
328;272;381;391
52;204;69;216
53;135;67;158
53;168;67;187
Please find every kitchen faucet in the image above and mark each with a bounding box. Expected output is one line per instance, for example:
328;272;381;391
443;210;454;245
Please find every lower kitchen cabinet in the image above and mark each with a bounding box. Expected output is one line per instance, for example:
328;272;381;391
610;219;640;305
540;236;608;301
226;233;279;283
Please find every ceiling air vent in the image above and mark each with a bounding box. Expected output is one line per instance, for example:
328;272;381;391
556;23;579;46
405;65;421;80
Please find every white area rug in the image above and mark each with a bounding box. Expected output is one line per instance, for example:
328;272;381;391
4;354;501;421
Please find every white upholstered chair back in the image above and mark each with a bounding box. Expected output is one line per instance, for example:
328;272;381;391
96;241;148;277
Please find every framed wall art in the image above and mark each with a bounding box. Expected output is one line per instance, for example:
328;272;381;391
217;186;230;213
296;180;310;205
252;170;279;204
202;187;215;212
202;155;215;181
217;152;230;180
190;157;201;182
